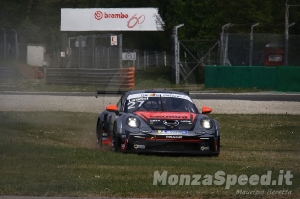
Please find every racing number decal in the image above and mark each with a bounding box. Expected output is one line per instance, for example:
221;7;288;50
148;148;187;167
127;100;144;109
127;101;135;109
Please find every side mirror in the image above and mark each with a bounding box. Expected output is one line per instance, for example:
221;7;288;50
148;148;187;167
201;106;212;114
106;104;118;112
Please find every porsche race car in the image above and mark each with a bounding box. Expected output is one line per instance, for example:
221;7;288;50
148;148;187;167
96;90;220;155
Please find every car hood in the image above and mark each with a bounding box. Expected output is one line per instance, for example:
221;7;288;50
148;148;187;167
135;111;197;130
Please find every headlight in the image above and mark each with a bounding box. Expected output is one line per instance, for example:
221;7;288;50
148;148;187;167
126;117;140;128
201;118;213;129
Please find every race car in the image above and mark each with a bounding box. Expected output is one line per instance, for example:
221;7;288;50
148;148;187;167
96;90;220;155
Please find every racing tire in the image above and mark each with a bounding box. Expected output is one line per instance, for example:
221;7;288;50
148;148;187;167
213;137;220;157
96;121;103;148
112;123;121;152
111;124;118;152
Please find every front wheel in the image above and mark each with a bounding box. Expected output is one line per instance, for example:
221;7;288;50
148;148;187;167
111;123;121;152
96;121;103;148
213;137;220;157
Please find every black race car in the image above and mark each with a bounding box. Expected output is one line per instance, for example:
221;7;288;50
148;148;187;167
96;90;220;155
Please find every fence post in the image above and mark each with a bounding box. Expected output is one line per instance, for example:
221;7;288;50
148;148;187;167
1;28;6;59
144;51;146;70
155;51;158;67
107;48;110;69
95;47;98;68
133;50;136;68
78;35;82;68
136;50;139;69
11;29;18;60
119;34;122;68
173;24;184;85
146;51;149;68
249;23;259;66
92;35;95;68
220;23;232;65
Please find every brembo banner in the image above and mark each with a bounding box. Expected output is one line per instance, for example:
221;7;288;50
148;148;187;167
61;8;163;31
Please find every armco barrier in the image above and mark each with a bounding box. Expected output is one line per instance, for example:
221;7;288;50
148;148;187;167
46;67;135;89
205;66;300;91
205;66;277;90
276;66;300;92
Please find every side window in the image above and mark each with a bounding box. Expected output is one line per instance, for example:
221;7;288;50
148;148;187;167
116;95;124;112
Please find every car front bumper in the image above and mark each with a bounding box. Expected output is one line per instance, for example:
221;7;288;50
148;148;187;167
122;133;220;155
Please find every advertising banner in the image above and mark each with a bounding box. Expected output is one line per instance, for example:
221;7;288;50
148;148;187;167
61;8;164;31
122;52;136;60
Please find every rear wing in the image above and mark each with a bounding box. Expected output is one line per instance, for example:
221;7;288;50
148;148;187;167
95;90;128;98
95;90;189;98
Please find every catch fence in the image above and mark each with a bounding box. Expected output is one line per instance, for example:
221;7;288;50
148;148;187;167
65;34;170;69
220;33;300;66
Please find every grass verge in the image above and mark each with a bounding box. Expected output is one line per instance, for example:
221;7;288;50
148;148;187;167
0;111;299;198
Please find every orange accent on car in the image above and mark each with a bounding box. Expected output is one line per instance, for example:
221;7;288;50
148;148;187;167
106;104;118;112
202;106;212;114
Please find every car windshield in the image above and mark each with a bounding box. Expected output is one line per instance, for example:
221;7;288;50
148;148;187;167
124;93;199;113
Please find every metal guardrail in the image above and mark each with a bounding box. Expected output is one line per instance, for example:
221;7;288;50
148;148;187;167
45;67;135;89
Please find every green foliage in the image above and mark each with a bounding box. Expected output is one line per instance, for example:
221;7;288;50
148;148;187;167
1;0;300;51
157;0;300;41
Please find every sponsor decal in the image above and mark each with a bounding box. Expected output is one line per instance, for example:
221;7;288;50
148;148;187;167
94;10;128;20
130;97;148;102
135;111;196;121
94;11;103;20
158;130;188;134
166;136;182;139
127;93;192;102
150;120;161;122
150;115;189;119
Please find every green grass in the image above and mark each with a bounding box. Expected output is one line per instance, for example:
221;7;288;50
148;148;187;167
0;112;299;198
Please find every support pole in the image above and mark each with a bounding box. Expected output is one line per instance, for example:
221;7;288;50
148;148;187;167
173;24;184;85
285;2;289;66
11;29;18;60
1;28;6;59
249;23;259;66
220;23;232;65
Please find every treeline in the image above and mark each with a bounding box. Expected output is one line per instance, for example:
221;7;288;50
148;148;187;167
0;0;300;51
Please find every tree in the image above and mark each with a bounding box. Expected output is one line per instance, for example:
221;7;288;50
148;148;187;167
1;0;299;53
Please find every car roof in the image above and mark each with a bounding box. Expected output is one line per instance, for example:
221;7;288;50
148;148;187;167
121;90;190;102
124;89;189;97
